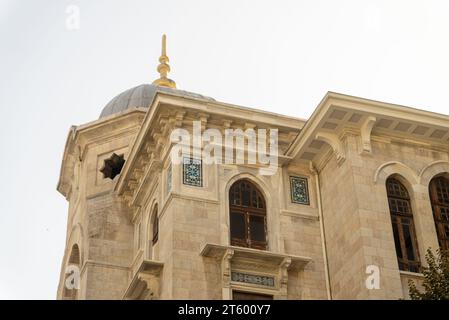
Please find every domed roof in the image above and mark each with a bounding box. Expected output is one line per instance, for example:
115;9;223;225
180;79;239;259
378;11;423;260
99;84;214;118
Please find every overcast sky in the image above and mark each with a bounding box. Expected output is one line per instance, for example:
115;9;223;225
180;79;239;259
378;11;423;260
1;0;448;299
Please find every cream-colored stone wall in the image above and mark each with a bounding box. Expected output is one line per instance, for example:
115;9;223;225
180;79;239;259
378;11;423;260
320;133;448;299
170;197;222;299
57;112;143;300
139;160;329;300
83;194;133;299
57;92;449;300
319;138;371;299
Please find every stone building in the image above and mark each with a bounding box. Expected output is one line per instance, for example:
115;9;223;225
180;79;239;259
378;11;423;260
56;36;449;300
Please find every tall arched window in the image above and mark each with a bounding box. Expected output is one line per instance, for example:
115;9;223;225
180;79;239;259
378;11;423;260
386;178;421;272
229;179;267;250
151;206;159;246
429;176;449;250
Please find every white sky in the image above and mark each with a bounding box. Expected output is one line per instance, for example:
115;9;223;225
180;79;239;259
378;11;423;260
1;0;448;299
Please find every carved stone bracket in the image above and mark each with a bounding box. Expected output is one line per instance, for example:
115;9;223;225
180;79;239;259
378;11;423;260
360;116;377;154
221;249;235;288
201;244;311;299
222;119;233;135
279;257;291;298
197;112;210;131
315;132;346;165
123;260;163;300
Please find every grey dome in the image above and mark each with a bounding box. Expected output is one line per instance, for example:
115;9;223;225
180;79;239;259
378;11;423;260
100;84;214;118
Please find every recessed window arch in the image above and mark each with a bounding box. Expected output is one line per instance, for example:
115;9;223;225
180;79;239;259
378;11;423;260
151;205;159;246
386;177;421;273
68;244;80;265
429;175;449;250
62;244;81;300
229;179;267;250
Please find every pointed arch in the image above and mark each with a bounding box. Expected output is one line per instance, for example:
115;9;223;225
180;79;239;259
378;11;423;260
225;173;271;203
62;243;81;300
65;223;84;264
68;244;80;265
228;178;267;250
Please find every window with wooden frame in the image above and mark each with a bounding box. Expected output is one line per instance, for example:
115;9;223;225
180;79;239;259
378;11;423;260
229;179;267;250
429;176;449;251
386;177;421;273
152;206;159;246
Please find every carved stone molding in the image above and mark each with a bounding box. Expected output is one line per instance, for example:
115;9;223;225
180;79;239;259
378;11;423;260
221;249;234;288
123;260;163;300
360;116;377;154
201;244;311;298
315;132;346;165
197;112;210;131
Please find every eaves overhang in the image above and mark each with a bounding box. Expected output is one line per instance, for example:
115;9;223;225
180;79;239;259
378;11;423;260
285;92;449;165
115;91;306;201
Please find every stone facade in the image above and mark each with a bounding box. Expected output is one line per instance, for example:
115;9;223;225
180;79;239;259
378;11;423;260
57;89;449;300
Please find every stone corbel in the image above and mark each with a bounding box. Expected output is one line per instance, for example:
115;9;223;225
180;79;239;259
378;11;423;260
123;264;162;300
153;132;165;155
132;168;144;180
244;122;257;131
360;116;377;155
123;191;133;207
138;274;160;300
166;116;178;135
197;112;210;131
135;152;148;169
174;111;186;127
221;249;234;300
315;132;346;165
222;119;233;135
221;249;235;288
144;142;156;155
159;117;170;136
222;119;232;128
279;257;291;298
127;179;138;190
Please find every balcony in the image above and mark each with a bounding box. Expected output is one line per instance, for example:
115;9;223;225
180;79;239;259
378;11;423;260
200;243;312;299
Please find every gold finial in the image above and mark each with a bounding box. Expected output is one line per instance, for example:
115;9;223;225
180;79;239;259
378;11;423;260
152;34;177;88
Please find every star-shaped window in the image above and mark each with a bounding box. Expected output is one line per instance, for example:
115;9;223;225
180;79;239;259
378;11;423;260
100;153;125;180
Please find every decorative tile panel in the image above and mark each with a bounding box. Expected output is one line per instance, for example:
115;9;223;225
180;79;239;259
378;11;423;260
231;272;275;287
290;176;310;205
183;157;202;187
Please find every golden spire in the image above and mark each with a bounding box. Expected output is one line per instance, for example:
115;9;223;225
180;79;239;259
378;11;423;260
152;34;177;88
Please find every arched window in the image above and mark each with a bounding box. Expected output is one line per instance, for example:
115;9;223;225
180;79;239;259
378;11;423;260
63;244;80;300
229;179;267;250
68;244;80;265
386;178;420;272
151;206;159;246
429;176;449;250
